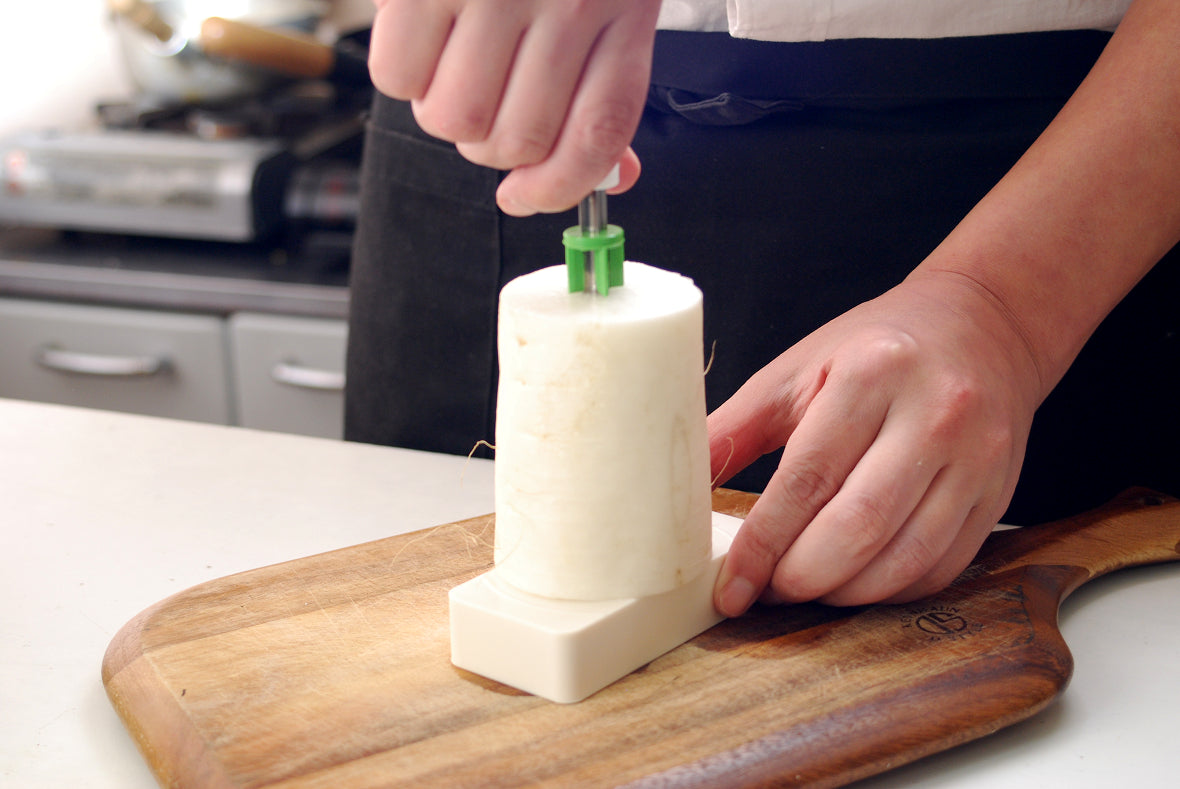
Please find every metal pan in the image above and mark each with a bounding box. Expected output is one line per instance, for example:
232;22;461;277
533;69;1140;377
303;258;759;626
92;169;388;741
107;0;329;104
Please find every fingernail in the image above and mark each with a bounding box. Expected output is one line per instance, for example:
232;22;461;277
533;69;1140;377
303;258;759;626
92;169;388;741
497;193;532;217
718;576;756;617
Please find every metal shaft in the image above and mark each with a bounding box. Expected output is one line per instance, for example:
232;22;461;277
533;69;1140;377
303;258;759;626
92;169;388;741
578;190;608;293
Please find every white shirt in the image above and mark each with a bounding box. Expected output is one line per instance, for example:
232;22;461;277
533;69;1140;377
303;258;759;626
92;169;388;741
657;0;1132;41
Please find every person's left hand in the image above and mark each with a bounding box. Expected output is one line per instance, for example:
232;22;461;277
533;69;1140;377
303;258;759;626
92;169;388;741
709;270;1045;613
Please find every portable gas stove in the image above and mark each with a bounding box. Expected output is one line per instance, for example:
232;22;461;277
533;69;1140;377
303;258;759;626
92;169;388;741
0;80;367;246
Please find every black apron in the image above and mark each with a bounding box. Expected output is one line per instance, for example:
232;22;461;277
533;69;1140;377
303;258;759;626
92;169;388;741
345;30;1180;524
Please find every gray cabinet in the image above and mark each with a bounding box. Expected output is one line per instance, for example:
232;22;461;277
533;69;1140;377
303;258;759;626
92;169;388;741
0;298;348;437
0;298;232;423
228;312;347;439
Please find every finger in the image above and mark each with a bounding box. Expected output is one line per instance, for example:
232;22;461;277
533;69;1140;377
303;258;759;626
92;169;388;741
707;355;819;488
412;3;528;143
457;11;600;169
827;406;1025;605
493;146;641;217
813;466;978;606
495;10;657;214
368;1;454;101
763;420;945;604
708;399;784;491
713;375;889;617
878;475;1017;604
872;503;1001;605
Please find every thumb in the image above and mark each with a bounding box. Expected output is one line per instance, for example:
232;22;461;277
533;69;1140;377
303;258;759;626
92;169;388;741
609;147;641;194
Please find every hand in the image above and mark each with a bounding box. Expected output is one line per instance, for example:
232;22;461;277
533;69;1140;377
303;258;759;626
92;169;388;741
368;0;661;215
710;271;1045;613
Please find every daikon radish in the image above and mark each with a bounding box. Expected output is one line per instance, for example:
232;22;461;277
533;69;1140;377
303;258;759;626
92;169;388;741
493;262;712;601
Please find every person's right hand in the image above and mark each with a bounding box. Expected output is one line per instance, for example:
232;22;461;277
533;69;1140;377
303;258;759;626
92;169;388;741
368;0;662;216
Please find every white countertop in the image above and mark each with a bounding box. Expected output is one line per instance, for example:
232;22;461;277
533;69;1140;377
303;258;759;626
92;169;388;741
0;398;1176;788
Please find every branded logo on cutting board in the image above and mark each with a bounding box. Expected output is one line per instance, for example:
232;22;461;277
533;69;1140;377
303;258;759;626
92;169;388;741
899;605;984;641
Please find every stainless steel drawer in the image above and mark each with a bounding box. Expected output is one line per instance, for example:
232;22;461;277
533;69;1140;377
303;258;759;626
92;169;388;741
228;312;346;439
0;298;231;424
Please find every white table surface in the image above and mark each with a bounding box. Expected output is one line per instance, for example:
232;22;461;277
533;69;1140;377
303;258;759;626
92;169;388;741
1;398;1176;788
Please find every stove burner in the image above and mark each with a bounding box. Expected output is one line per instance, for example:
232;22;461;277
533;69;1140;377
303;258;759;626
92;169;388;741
96;77;369;141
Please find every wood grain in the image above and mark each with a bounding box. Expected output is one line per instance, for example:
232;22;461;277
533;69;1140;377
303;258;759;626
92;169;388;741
103;488;1180;788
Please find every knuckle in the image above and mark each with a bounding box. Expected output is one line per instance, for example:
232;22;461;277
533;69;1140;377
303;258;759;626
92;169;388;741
834;493;895;558
459;122;560;172
738;520;788;567
412;101;492;145
902;559;967;601
495;124;558;167
820;532;944;608
884;534;940;590
840;331;921;381
368;51;422;101
918;371;987;443
936;372;985;415
450;108;496;143
369;71;414;102
867;331;921;366
409;101;447;140
768;571;811;604
769;555;829;604
769;461;839;516
571;96;641;162
816;584;866;607
923;374;1018;468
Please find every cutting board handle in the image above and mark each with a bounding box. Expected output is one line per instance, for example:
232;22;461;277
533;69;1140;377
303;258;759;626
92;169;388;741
978;488;1179;597
711;487;1180;602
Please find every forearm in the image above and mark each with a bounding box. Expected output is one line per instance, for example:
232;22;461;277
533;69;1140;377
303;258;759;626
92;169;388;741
911;0;1180;399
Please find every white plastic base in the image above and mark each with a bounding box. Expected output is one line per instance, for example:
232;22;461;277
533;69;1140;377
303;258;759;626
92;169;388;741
449;512;742;703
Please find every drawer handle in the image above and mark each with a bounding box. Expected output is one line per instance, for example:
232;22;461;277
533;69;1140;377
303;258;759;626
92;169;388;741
270;361;345;392
35;346;172;377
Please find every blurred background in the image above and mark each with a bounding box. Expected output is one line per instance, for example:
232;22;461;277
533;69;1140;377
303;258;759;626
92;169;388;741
0;1;376;137
0;1;379;440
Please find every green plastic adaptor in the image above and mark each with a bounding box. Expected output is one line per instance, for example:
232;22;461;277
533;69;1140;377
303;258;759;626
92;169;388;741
563;224;625;295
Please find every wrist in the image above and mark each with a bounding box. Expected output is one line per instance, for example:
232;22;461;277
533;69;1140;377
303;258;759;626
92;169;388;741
900;265;1058;408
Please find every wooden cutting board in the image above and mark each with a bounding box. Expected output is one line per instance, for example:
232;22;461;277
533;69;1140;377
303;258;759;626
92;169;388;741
103;488;1180;788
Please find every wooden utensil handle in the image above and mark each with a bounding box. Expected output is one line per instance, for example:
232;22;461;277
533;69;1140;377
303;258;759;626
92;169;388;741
198;16;333;79
107;0;173;42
